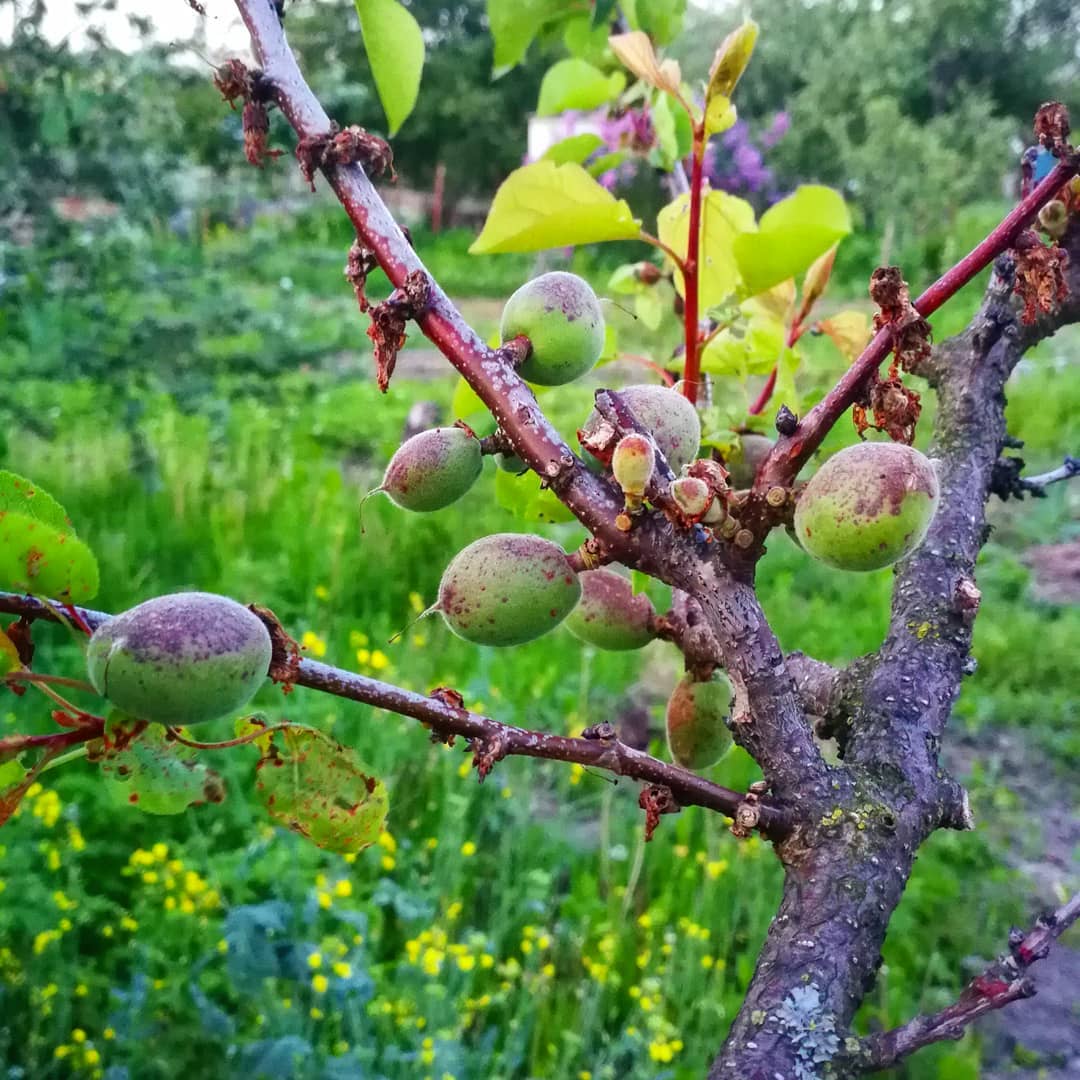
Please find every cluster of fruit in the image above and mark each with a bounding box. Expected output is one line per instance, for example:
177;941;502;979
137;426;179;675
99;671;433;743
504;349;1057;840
84;271;939;775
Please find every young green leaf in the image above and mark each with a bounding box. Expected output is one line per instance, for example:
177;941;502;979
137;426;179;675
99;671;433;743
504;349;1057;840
0;471;73;534
733;185;851;296
537;59;625;116
470;161;640;254
542;133;606;166
249;724;388;855
494;468;576;524
487;0;559;73
98;715;226;816
658;189;756;309
451;376;489;424
706;21;758;101
0;511;99;601
354;0;425;136
704;94;736;138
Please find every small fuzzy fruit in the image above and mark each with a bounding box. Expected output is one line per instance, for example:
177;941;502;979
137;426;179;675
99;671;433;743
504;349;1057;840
671;476;710;519
86;592;272;725
612;434;655;500
500;271;605;386
727;433;773;488
580;385;701;472
436;533;581;646
495;451;527;475
665;672;733;771
794;442;939;572
377;427;482;512
565;569;656;651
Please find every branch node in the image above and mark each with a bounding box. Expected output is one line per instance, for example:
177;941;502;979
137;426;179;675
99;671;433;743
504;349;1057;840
581;722;617;741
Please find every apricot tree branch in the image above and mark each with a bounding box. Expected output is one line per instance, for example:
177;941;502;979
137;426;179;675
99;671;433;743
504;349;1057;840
754;156;1079;493
0;591;791;839
1024;453;1079;491
853;892;1080;1072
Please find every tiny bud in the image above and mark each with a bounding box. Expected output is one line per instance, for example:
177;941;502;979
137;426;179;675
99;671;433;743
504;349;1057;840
671;476;711;519
612;433;655;502
775;405;798;436
702;496;727;525
636;261;662;285
766;486;788;508
734;528;755;549
615;512;633;532
1038;200;1069;241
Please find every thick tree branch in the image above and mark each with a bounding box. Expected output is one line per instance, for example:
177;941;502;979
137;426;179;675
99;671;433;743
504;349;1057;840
855;892;1080;1072
754;157;1079;492
0;591;790;838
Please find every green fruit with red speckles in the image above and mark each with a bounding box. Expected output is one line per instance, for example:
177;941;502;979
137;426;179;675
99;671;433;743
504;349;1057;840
565;569;656;651
665;672;733;770
86;592;272;725
500;272;605;386
376;427;482;512
434;533;581;646
580;385;701;472
794;442;939;572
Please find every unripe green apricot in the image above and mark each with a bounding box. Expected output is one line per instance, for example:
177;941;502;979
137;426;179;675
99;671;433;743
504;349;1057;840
435;533;581;646
580;385;701;472
500;271;605;386
727;433;773;488
665;672;733;771
376;426;482;512
794;442;939;572
565;569;656;651
86;592;272;725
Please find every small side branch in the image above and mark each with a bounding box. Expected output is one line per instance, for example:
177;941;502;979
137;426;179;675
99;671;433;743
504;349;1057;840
1022;454;1079;493
0;591;791;839
855;892;1080;1072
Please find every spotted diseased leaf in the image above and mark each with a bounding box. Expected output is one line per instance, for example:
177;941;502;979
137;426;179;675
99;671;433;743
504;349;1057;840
0;760;32;828
0;511;99;601
469;161;640;254
0;472;73;534
97;714;226;816
251;724;388;854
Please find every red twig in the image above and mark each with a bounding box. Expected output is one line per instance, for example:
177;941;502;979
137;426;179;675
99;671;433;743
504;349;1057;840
755;158;1079;489
747;367;777;416
0;590;791;839
681;124;707;404
857;892;1080;1070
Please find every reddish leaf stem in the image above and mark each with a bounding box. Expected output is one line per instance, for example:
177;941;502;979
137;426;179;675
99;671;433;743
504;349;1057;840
681;124;707;404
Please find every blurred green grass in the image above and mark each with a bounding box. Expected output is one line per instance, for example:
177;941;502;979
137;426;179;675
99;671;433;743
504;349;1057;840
0;211;1077;1079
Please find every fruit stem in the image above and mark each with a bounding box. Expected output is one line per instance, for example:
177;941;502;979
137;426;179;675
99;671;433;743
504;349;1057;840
164;723;294;751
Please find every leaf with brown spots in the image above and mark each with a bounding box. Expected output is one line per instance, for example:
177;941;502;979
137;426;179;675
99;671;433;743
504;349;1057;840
97;713;226;815
1013;230;1070;324
247;721;388;854
0;512;99;601
0;759;30;827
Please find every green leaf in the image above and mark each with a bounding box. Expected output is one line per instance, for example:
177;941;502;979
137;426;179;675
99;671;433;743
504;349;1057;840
635;288;663;330
0;511;99;601
537;59;625;116
98;715;226;816
451;376;488;422
0;759;27;791
706;21;758;101
249;723;388;854
470;161;641;254
487;0;559;73
542;133;605;166
609;264;642;294
494;468;575;524
733;185;851;296
0;760;32;828
0;472;73;534
585;150;629;178
0;627;22;676
631;570;650;595
354;0;425;136
591;0;618;29
704;94;736;138
658;189;756;310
